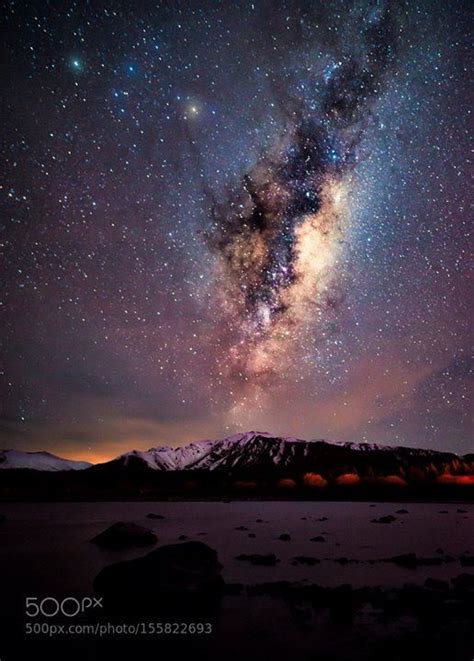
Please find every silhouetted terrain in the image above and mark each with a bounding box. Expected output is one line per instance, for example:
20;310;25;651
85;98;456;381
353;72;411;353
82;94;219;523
1;433;473;501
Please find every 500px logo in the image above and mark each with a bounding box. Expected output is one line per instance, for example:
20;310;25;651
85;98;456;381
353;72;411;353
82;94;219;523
25;596;103;618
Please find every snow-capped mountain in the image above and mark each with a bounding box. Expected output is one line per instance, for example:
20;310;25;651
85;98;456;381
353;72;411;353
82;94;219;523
101;432;308;471
115;440;217;470
0;449;91;471
2;433;471;478
93;431;472;477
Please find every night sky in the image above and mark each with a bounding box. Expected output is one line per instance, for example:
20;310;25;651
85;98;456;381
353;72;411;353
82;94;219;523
1;0;471;462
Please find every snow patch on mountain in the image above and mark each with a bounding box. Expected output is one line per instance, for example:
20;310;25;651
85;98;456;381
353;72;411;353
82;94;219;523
108;432;422;472
0;450;91;471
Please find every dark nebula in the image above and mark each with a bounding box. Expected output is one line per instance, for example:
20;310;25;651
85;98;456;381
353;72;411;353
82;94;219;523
207;2;405;383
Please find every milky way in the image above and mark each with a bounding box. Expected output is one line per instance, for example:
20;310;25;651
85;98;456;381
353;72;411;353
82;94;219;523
0;0;471;459
208;3;403;387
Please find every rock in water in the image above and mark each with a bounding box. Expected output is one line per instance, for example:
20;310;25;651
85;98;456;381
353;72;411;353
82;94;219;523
371;515;397;524
91;522;157;549
236;553;279;566
292;556;320;566
146;513;165;519
94;541;225;615
384;553;446;568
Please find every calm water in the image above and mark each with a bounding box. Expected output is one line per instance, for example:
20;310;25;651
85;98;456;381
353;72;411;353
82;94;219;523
0;500;472;617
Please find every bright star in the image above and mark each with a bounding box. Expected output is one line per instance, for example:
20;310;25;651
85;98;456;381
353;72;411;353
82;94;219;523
70;58;83;72
183;102;201;120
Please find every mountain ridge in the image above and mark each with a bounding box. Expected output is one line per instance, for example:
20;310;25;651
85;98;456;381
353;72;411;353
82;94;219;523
1;433;472;479
0;449;91;471
92;431;472;478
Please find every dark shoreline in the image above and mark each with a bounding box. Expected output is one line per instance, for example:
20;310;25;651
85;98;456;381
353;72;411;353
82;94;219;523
1;466;474;502
1;487;473;503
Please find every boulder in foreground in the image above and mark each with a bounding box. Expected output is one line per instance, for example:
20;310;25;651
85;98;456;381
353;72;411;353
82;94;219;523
94;541;225;615
91;522;157;549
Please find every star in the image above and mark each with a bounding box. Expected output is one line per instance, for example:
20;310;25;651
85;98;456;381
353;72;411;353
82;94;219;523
69;57;83;72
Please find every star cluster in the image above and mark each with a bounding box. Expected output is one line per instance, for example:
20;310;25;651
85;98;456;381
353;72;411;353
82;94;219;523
0;0;471;461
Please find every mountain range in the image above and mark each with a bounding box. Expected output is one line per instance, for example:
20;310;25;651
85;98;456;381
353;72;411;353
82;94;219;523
2;432;472;480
